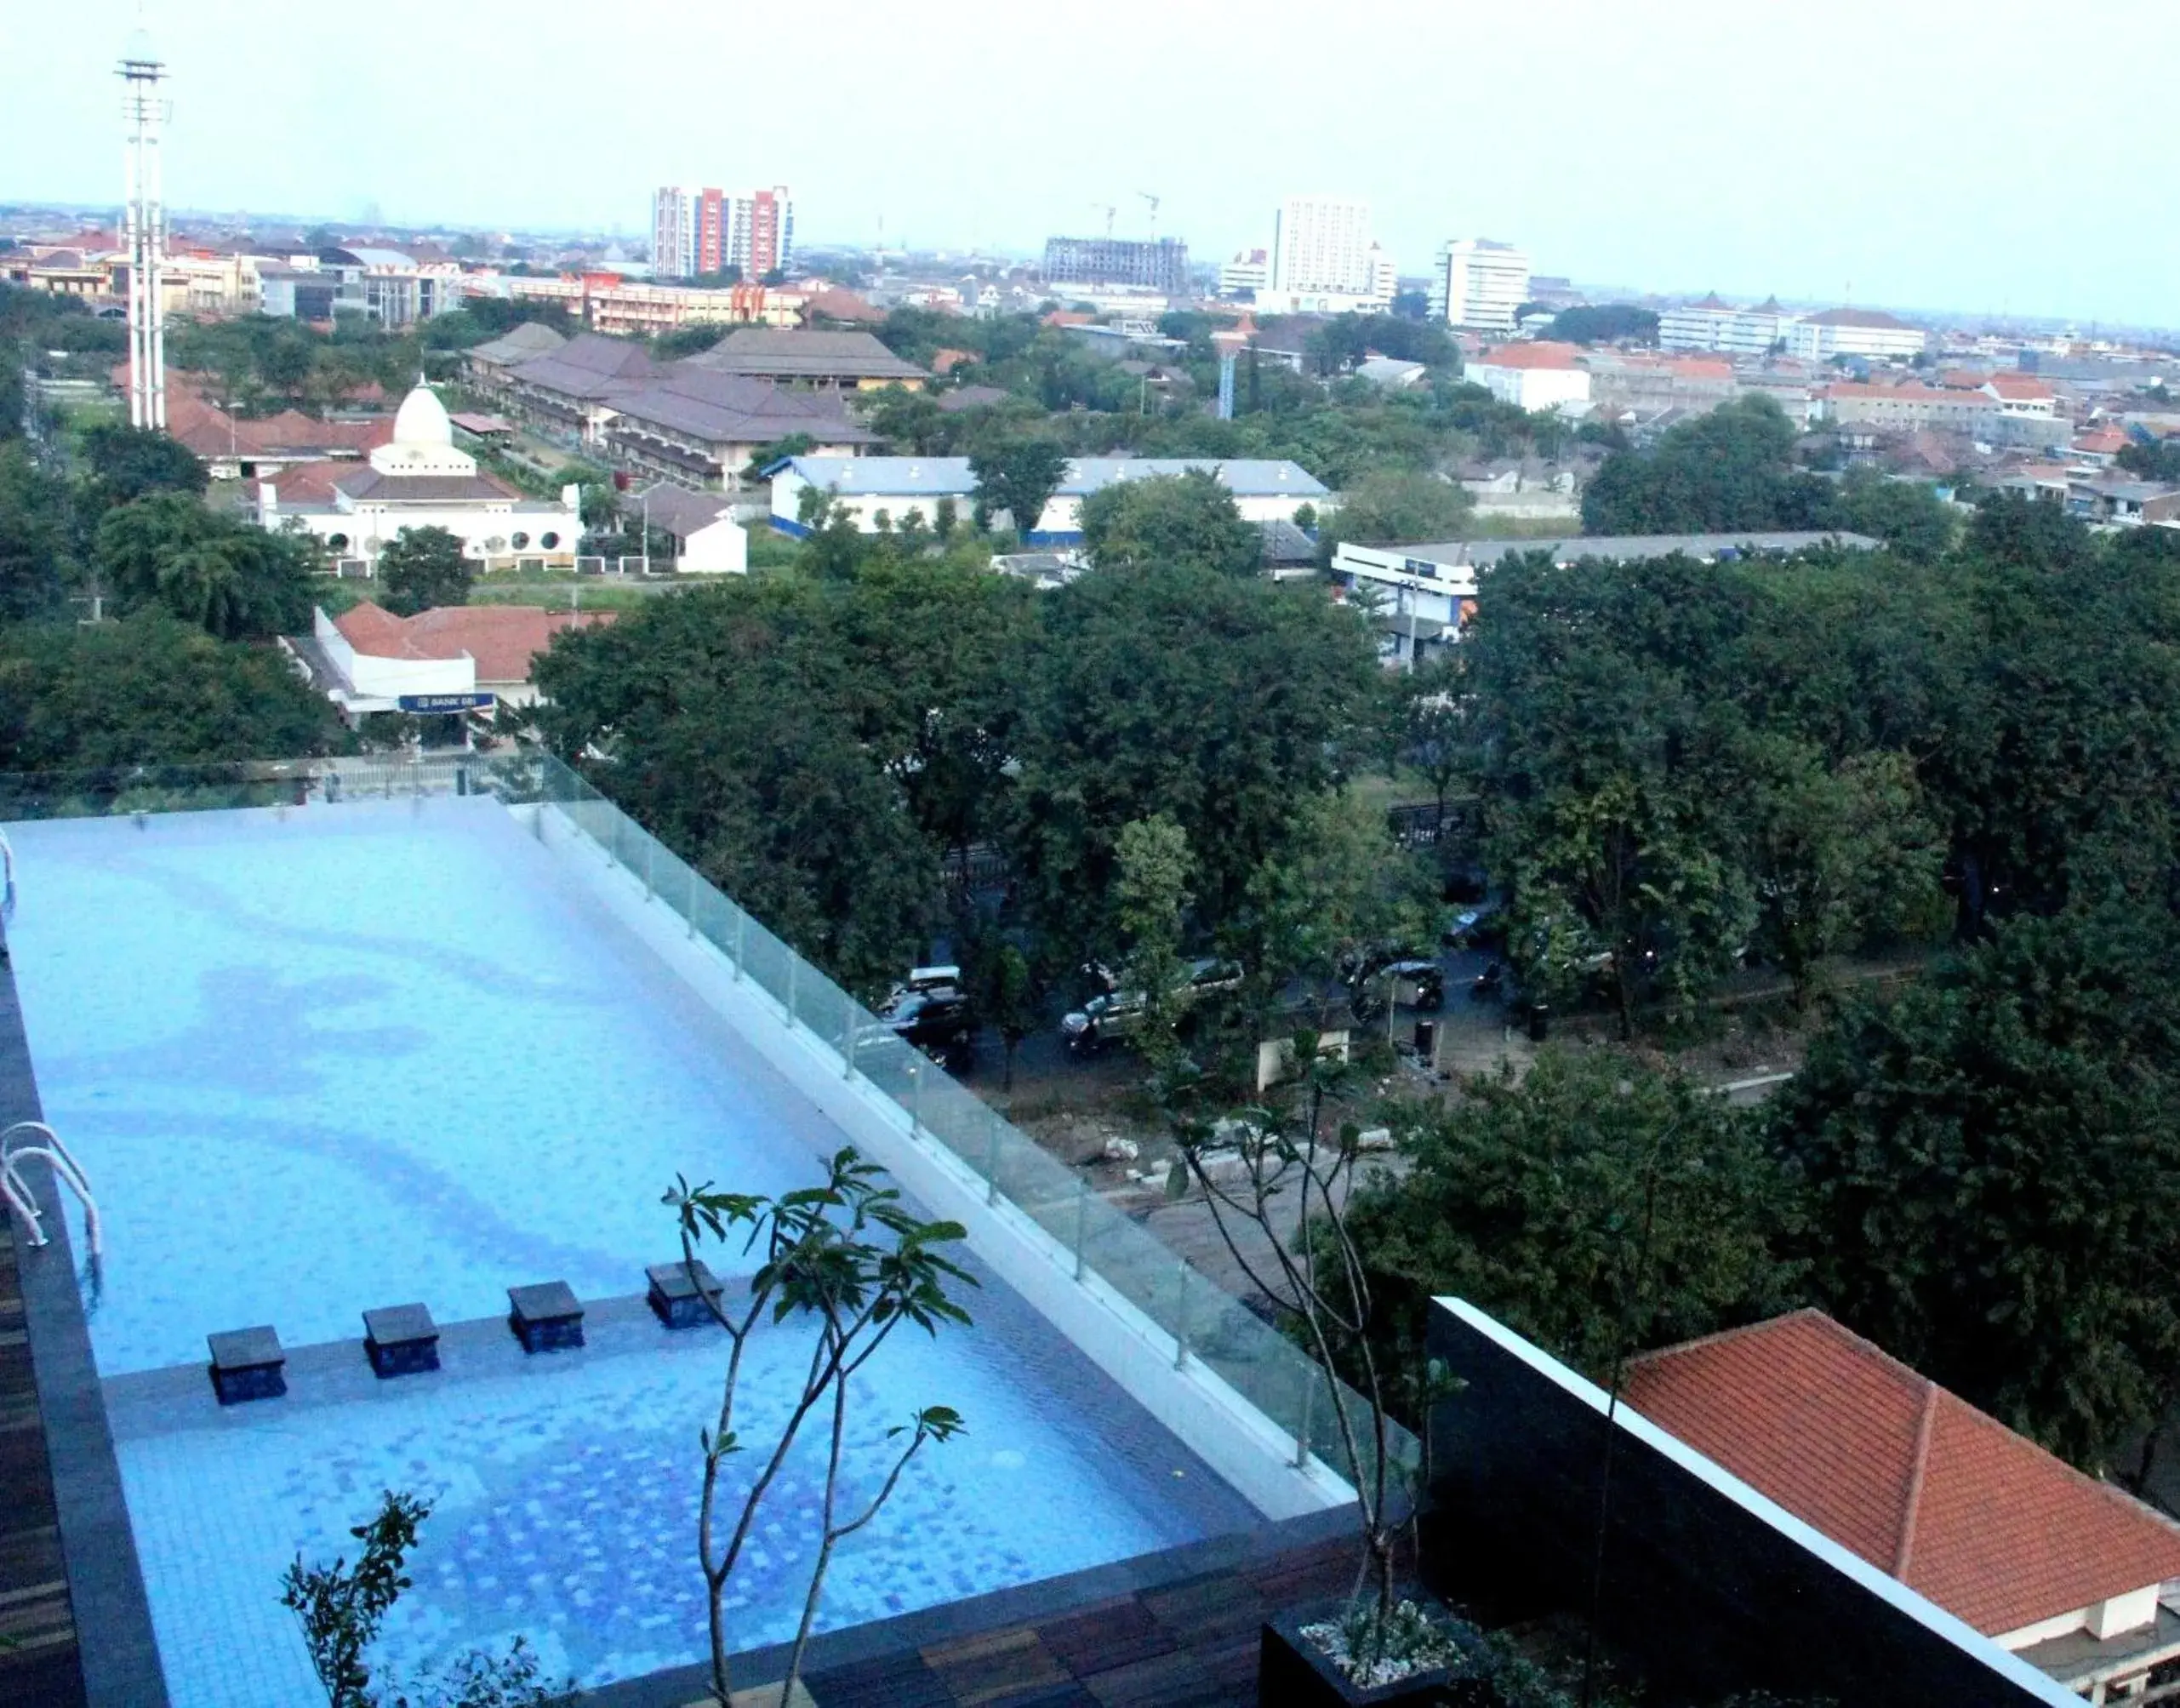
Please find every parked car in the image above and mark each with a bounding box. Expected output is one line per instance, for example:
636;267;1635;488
870;966;975;1069
1061;957;1241;1054
1351;958;1444;1020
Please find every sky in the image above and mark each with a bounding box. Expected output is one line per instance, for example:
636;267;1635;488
5;0;2175;328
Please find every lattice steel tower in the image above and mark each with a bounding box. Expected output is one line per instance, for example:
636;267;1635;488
119;29;168;430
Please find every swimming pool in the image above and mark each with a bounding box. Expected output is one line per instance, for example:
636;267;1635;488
5;797;1259;1705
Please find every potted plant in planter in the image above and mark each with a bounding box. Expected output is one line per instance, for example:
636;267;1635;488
1169;1043;1477;1706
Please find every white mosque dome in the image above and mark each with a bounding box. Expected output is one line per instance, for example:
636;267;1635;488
391;381;454;448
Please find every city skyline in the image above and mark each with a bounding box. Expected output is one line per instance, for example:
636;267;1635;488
4;0;2177;327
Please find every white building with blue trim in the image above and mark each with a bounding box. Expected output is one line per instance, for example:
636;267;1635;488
768;456;1329;546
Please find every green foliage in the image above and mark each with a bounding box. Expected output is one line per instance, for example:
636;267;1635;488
1116;814;1196;1064
80;423;208;504
1773;905;2180;1471
376;526;474;615
1544;304;1660;346
1011;564;1381;971
667;1147;973;1700
653;323;729;358
0;614;346;768
1322;470;1475;552
1078;469;1262;575
1581;395;1817;534
524;577;973;994
0;443;73;619
281;1489;431;1708
2116;437;2180;482
1304;313;1460;376
94;494;319;639
968;437;1070;534
1344;1049;1801;1387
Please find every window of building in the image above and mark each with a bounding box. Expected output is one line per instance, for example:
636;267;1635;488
540;532;560;549
328;533;349;551
511;531;530;550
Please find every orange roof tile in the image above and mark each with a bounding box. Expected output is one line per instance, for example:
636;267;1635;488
1473;340;1583;371
1625;1311;2180;1637
334;603;614;686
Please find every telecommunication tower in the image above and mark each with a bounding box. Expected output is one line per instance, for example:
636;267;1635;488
119;30;169;430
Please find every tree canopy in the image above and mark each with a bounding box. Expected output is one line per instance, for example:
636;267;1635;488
1078;470;1262;576
968;439;1070;535
376;526;475;615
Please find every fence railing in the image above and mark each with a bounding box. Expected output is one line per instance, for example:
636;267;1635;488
0;751;1416;1499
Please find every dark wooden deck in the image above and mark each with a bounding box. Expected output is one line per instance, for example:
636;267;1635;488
0;1214;85;1707
801;1534;1353;1708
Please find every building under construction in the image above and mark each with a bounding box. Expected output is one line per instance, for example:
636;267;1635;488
1041;235;1190;297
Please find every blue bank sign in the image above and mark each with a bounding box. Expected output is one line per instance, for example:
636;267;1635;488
397;692;496;713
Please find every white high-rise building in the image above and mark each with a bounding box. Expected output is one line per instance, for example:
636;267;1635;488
1431;239;1530;333
1270;195;1374;297
651;186;695;279
1260;197;1393;314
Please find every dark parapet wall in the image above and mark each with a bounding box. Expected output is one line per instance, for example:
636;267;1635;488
1420;1297;2072;1708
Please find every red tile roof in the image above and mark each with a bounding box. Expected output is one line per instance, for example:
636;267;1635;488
334;603;614;686
1986;373;2056;401
1626;1311;2180;1637
1473;340;1583;371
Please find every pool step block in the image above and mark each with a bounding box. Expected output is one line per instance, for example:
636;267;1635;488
207;1326;286;1404
363;1303;441;1378
647;1259;725;1330
507;1281;585;1353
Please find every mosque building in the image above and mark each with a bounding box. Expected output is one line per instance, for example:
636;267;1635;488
257;380;584;572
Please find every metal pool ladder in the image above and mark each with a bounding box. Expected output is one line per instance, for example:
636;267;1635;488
2;1122;102;1255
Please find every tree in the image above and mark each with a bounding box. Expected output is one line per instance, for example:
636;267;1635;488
1544;305;1660;346
281;1489;562;1708
0;443;71;620
666;1149;972;1705
2116;438;2180;483
1078;470;1262;576
979;941;1036;1093
1009;564;1382;974
376;526;473;615
1321;471;1473;554
80;422;207;504
94;494;318;640
1743;741;1947;1004
1581;395;1809;534
968;437;1070;535
0;614;347;768
1399;660;1465;820
1232;789;1431;1026
525;580;946;995
1115;813;1196;1066
282;1490;429;1708
1344;1048;1800;1385
1773;906;2180;1472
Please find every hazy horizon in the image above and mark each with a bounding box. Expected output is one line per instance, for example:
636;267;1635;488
7;0;2176;327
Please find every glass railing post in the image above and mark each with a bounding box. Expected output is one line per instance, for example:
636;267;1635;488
785;954;798;1025
983;1111;1004;1205
1294;1370;1316;1470
1072;1177;1089;1280
909;1059;924;1135
1173;1260;1192;1371
733;909;745;980
840;1009;857;1078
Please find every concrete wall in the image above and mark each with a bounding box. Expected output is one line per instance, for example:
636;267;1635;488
1422;1298;2075;1707
312;607;471;700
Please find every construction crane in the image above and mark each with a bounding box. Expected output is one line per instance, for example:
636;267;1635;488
1090;202;1117;237
1138;192;1161;238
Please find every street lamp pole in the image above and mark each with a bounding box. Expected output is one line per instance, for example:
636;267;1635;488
640;489;650;576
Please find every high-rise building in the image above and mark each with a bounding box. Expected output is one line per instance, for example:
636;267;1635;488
652;186;695;279
1041;236;1190;297
1430;239;1531;333
1270;195;1376;299
650;185;796;281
